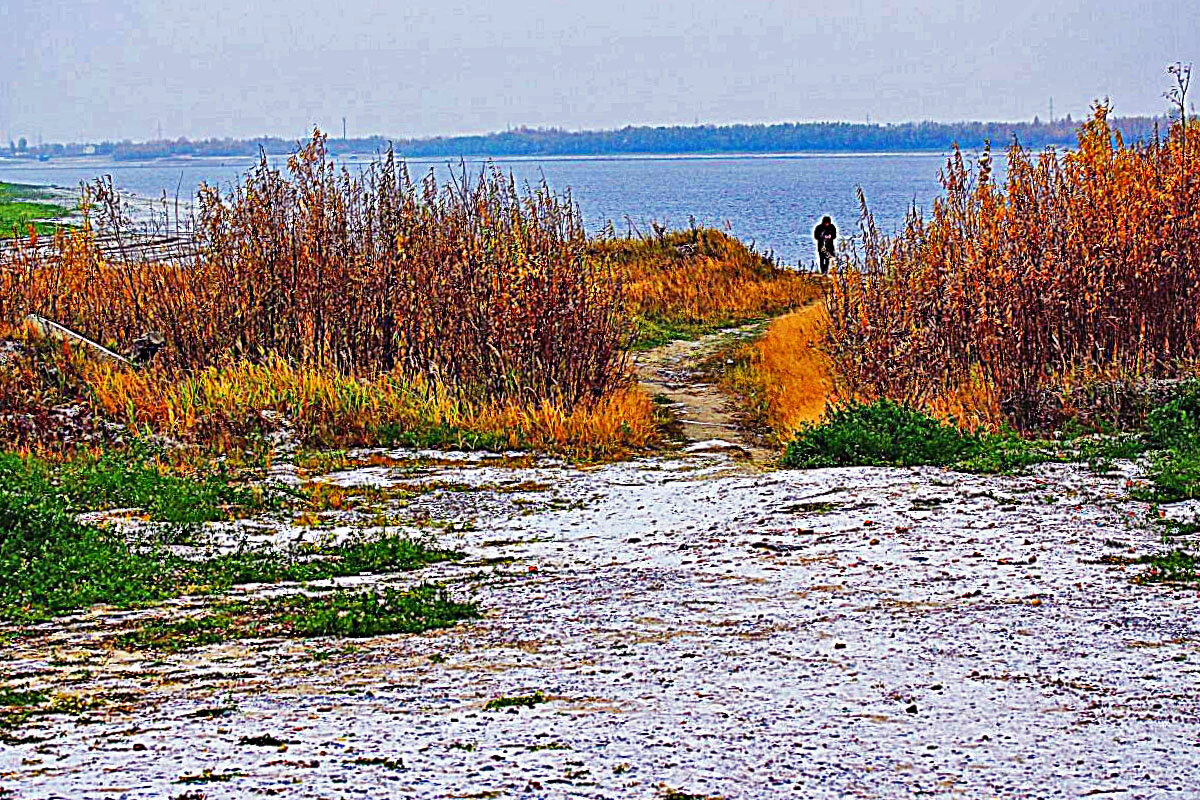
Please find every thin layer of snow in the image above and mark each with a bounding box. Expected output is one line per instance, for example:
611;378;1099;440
4;455;1198;799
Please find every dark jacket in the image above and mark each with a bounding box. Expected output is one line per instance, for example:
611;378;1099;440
814;221;837;251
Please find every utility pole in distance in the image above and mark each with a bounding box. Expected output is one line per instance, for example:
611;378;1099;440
342;117;347;142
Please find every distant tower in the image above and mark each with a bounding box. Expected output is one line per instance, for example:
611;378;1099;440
1049;98;1054;123
342;117;347;141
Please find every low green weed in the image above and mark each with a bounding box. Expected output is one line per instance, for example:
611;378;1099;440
780;395;1200;480
116;585;477;651
484;691;549;711
1135;549;1198;587
55;445;271;523
781;400;1049;471
0;446;461;621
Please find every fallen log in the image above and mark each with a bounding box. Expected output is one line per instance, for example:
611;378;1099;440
23;314;134;367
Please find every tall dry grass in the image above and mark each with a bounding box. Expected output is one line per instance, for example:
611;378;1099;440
721;302;834;439
0;131;629;406
595;227;821;337
83;357;656;458
825;106;1200;428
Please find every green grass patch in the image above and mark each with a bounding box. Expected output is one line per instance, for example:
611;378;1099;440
632;314;773;351
0;446;462;622
0;479;178;621
115;585;478;651
484;691;549;711
1135;549;1199;586
780;400;1055;472
196;533;461;588
1138;448;1200;503
0;182;54;201
1;445;274;524
377;421;508;452
0;689;49;707
1133;383;1200;502
634;317;729;350
0;184;74;238
780;396;1200;479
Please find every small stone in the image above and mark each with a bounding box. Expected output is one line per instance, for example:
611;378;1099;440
906;704;918;714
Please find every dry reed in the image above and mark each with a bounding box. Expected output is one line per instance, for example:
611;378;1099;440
824;106;1200;428
1;131;629;406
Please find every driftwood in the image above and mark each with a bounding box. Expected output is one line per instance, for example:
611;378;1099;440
0;231;198;264
23;314;133;367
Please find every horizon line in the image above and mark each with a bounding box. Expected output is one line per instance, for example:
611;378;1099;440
5;112;1173;150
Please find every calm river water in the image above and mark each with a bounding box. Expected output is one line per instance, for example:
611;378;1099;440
0;150;995;266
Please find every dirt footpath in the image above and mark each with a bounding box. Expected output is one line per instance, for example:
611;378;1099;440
634;324;772;462
3;449;1199;799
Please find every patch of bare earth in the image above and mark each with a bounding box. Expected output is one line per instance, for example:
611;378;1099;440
635;323;773;463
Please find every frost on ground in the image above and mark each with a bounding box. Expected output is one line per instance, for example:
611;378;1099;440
2;452;1199;799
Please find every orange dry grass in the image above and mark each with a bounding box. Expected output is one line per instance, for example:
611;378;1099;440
924;374;1007;432
723;302;835;438
727;305;1012;439
597;228;820;326
626;258;819;324
473;388;658;455
84;357;656;459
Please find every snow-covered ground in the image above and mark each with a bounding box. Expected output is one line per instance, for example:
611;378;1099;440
3;452;1199;799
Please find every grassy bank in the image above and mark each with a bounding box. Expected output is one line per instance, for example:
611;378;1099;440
0;446;468;624
0;182;73;238
594;228;821;349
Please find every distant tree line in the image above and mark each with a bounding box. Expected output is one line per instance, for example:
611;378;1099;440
5;117;1169;162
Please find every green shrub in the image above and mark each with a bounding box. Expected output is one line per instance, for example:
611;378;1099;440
1138;381;1200;501
1146;381;1200;449
0;448;460;622
280;585;476;638
781;400;984;468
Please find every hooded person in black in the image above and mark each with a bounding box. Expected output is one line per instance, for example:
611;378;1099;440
814;216;836;274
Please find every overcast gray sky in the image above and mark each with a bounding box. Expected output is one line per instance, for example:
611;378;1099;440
1;0;1194;143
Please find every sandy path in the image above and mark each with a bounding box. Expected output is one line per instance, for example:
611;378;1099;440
3;451;1199;799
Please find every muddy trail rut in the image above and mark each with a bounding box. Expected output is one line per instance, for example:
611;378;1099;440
635;323;772;463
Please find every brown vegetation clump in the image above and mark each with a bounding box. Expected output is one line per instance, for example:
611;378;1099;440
0;131;629;406
595;227;821;336
824;106;1200;429
0;132;659;456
